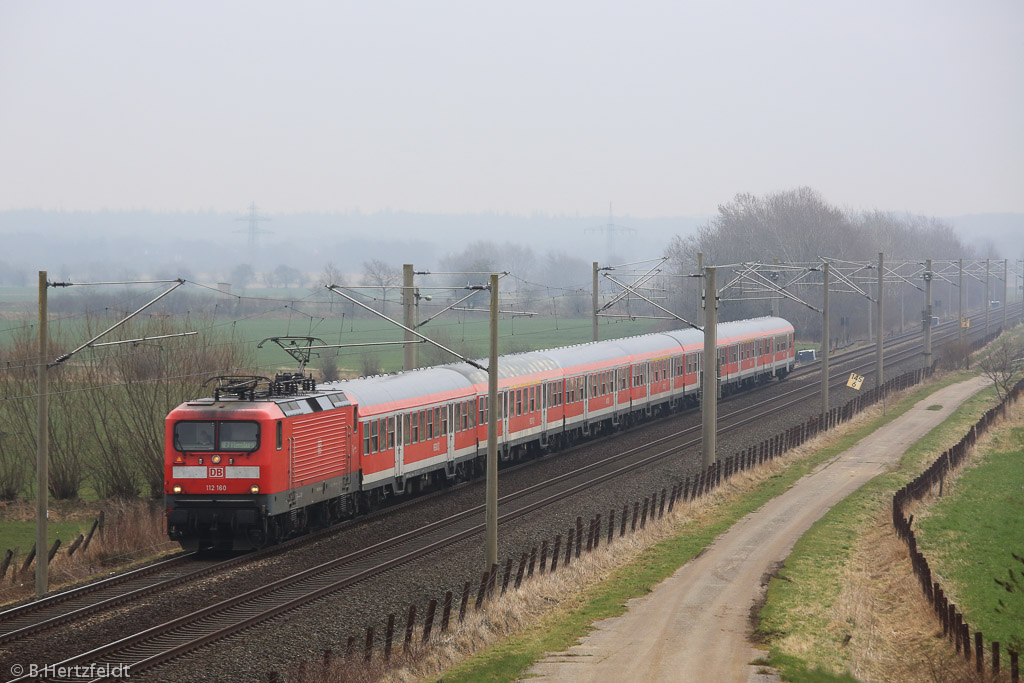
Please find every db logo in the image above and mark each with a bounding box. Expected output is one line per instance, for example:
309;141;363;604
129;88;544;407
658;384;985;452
209;467;225;478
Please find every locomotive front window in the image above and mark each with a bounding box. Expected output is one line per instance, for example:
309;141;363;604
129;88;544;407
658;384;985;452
219;421;259;451
174;421;216;451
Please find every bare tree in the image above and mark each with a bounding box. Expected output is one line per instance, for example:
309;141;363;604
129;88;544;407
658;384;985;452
666;187;979;343
977;335;1024;402
0;313;256;501
318;261;346;289
274;264;303;288
939;338;973;371
359;352;382;377
229;263;255;290
540;251;591;316
318;354;340;382
361;259;401;314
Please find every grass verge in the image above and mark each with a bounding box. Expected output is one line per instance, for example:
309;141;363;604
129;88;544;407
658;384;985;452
0;499;174;606
914;411;1024;652
435;377;960;682
756;374;1004;682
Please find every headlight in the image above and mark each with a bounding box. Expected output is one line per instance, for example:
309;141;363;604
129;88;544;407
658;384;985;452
212;455;222;464
250;485;260;494
172;485;182;494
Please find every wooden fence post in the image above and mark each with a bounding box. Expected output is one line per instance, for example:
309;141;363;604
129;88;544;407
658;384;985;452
404;604;416;653
20;544;36;573
422;598;437;642
441;590;453;633
365;625;375;662
474;571;489;610
0;549;12;580
82;518;99;553
385;613;396;660
502;557;513;594
459;580;471;622
67;534;84;558
488;562;498;597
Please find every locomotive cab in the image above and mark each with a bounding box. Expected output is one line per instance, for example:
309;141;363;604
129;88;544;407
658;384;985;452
165;401;279;551
165;374;356;551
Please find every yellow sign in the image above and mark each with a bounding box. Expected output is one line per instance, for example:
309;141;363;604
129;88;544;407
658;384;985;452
847;373;865;390
960;317;970;328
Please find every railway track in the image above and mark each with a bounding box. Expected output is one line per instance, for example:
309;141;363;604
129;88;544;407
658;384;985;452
0;314;903;648
8;304;1019;681
790;302;1021;382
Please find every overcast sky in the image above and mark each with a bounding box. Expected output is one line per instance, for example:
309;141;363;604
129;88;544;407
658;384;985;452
2;1;1021;218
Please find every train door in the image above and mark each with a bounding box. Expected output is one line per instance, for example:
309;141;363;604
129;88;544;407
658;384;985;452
446;403;455;459
501;389;509;444
541;382;548;432
395;413;405;478
583;376;590;425
287;436;297;508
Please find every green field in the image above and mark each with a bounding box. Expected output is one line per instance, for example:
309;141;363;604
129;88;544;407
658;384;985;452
2;313;664;377
0;520;94;557
915;425;1024;650
0;286;37;304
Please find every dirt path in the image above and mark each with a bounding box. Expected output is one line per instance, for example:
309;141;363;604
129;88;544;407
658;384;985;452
524;376;991;683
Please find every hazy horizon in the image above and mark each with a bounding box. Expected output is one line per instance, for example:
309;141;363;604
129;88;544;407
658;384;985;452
2;1;1022;218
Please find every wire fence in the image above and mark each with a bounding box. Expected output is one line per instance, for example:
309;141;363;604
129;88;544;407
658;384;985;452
0;511;104;584
892;375;1024;682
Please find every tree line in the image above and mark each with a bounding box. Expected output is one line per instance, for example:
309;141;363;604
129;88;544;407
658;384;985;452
0;317;253;501
666;187;984;342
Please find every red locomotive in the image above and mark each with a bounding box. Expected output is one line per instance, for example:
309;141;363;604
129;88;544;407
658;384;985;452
165;317;795;550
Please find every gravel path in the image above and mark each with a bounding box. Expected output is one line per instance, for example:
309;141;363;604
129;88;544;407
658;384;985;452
524;375;991;683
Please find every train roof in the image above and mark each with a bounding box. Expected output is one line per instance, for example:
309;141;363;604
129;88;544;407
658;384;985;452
321;366;476;415
318;316;793;414
662;316;793;347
